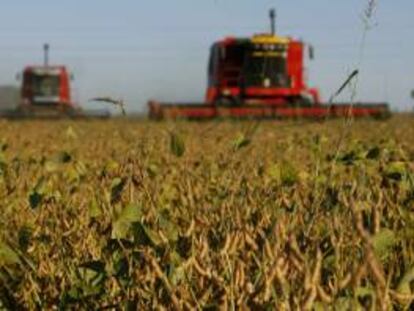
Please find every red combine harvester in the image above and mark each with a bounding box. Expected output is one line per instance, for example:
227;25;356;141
0;44;110;119
148;10;390;120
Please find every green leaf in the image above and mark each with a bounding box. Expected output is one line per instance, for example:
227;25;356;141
384;162;407;181
56;151;72;164
29;191;43;209
169;264;186;286
159;214;179;242
0;141;8;152
0;242;20;266
355;287;375;309
170;132;185;157
312;302;328;311
366;146;381;160
333;297;355;311
69;261;107;299
78;260;106;285
372;229;396;263
131;222;161;247
120;204;142;223
88;198;102;219
111;204;142;240
111;219;133;240
104;160;120;174
397;266;414;296
44;160;59;172
280;162;298;186
110;177;126;204
338;150;361;165
0;161;6;177
147;163;159;178
232;133;251;151
167;251;186;286
18;226;33;252
267;164;281;182
28;177;49;208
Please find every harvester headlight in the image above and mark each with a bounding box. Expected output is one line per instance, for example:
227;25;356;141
222;89;231;96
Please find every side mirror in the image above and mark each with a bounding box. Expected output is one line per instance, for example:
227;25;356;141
16;73;22;81
308;45;315;60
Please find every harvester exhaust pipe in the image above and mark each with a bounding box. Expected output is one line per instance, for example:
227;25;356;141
269;9;276;35
43;43;50;67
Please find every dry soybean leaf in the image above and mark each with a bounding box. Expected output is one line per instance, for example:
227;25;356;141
170;132;185;157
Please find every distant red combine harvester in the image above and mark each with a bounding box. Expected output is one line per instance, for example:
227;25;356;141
20;65;72;111
149;9;390;120
0;44;110;119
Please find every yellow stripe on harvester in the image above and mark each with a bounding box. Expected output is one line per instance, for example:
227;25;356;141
252;51;286;58
251;34;290;45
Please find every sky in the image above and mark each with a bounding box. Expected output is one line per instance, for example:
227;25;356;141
0;1;413;112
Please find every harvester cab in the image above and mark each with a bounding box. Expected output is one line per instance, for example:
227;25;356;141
207;33;320;106
206;8;320;107
17;44;74;113
20;65;72;109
